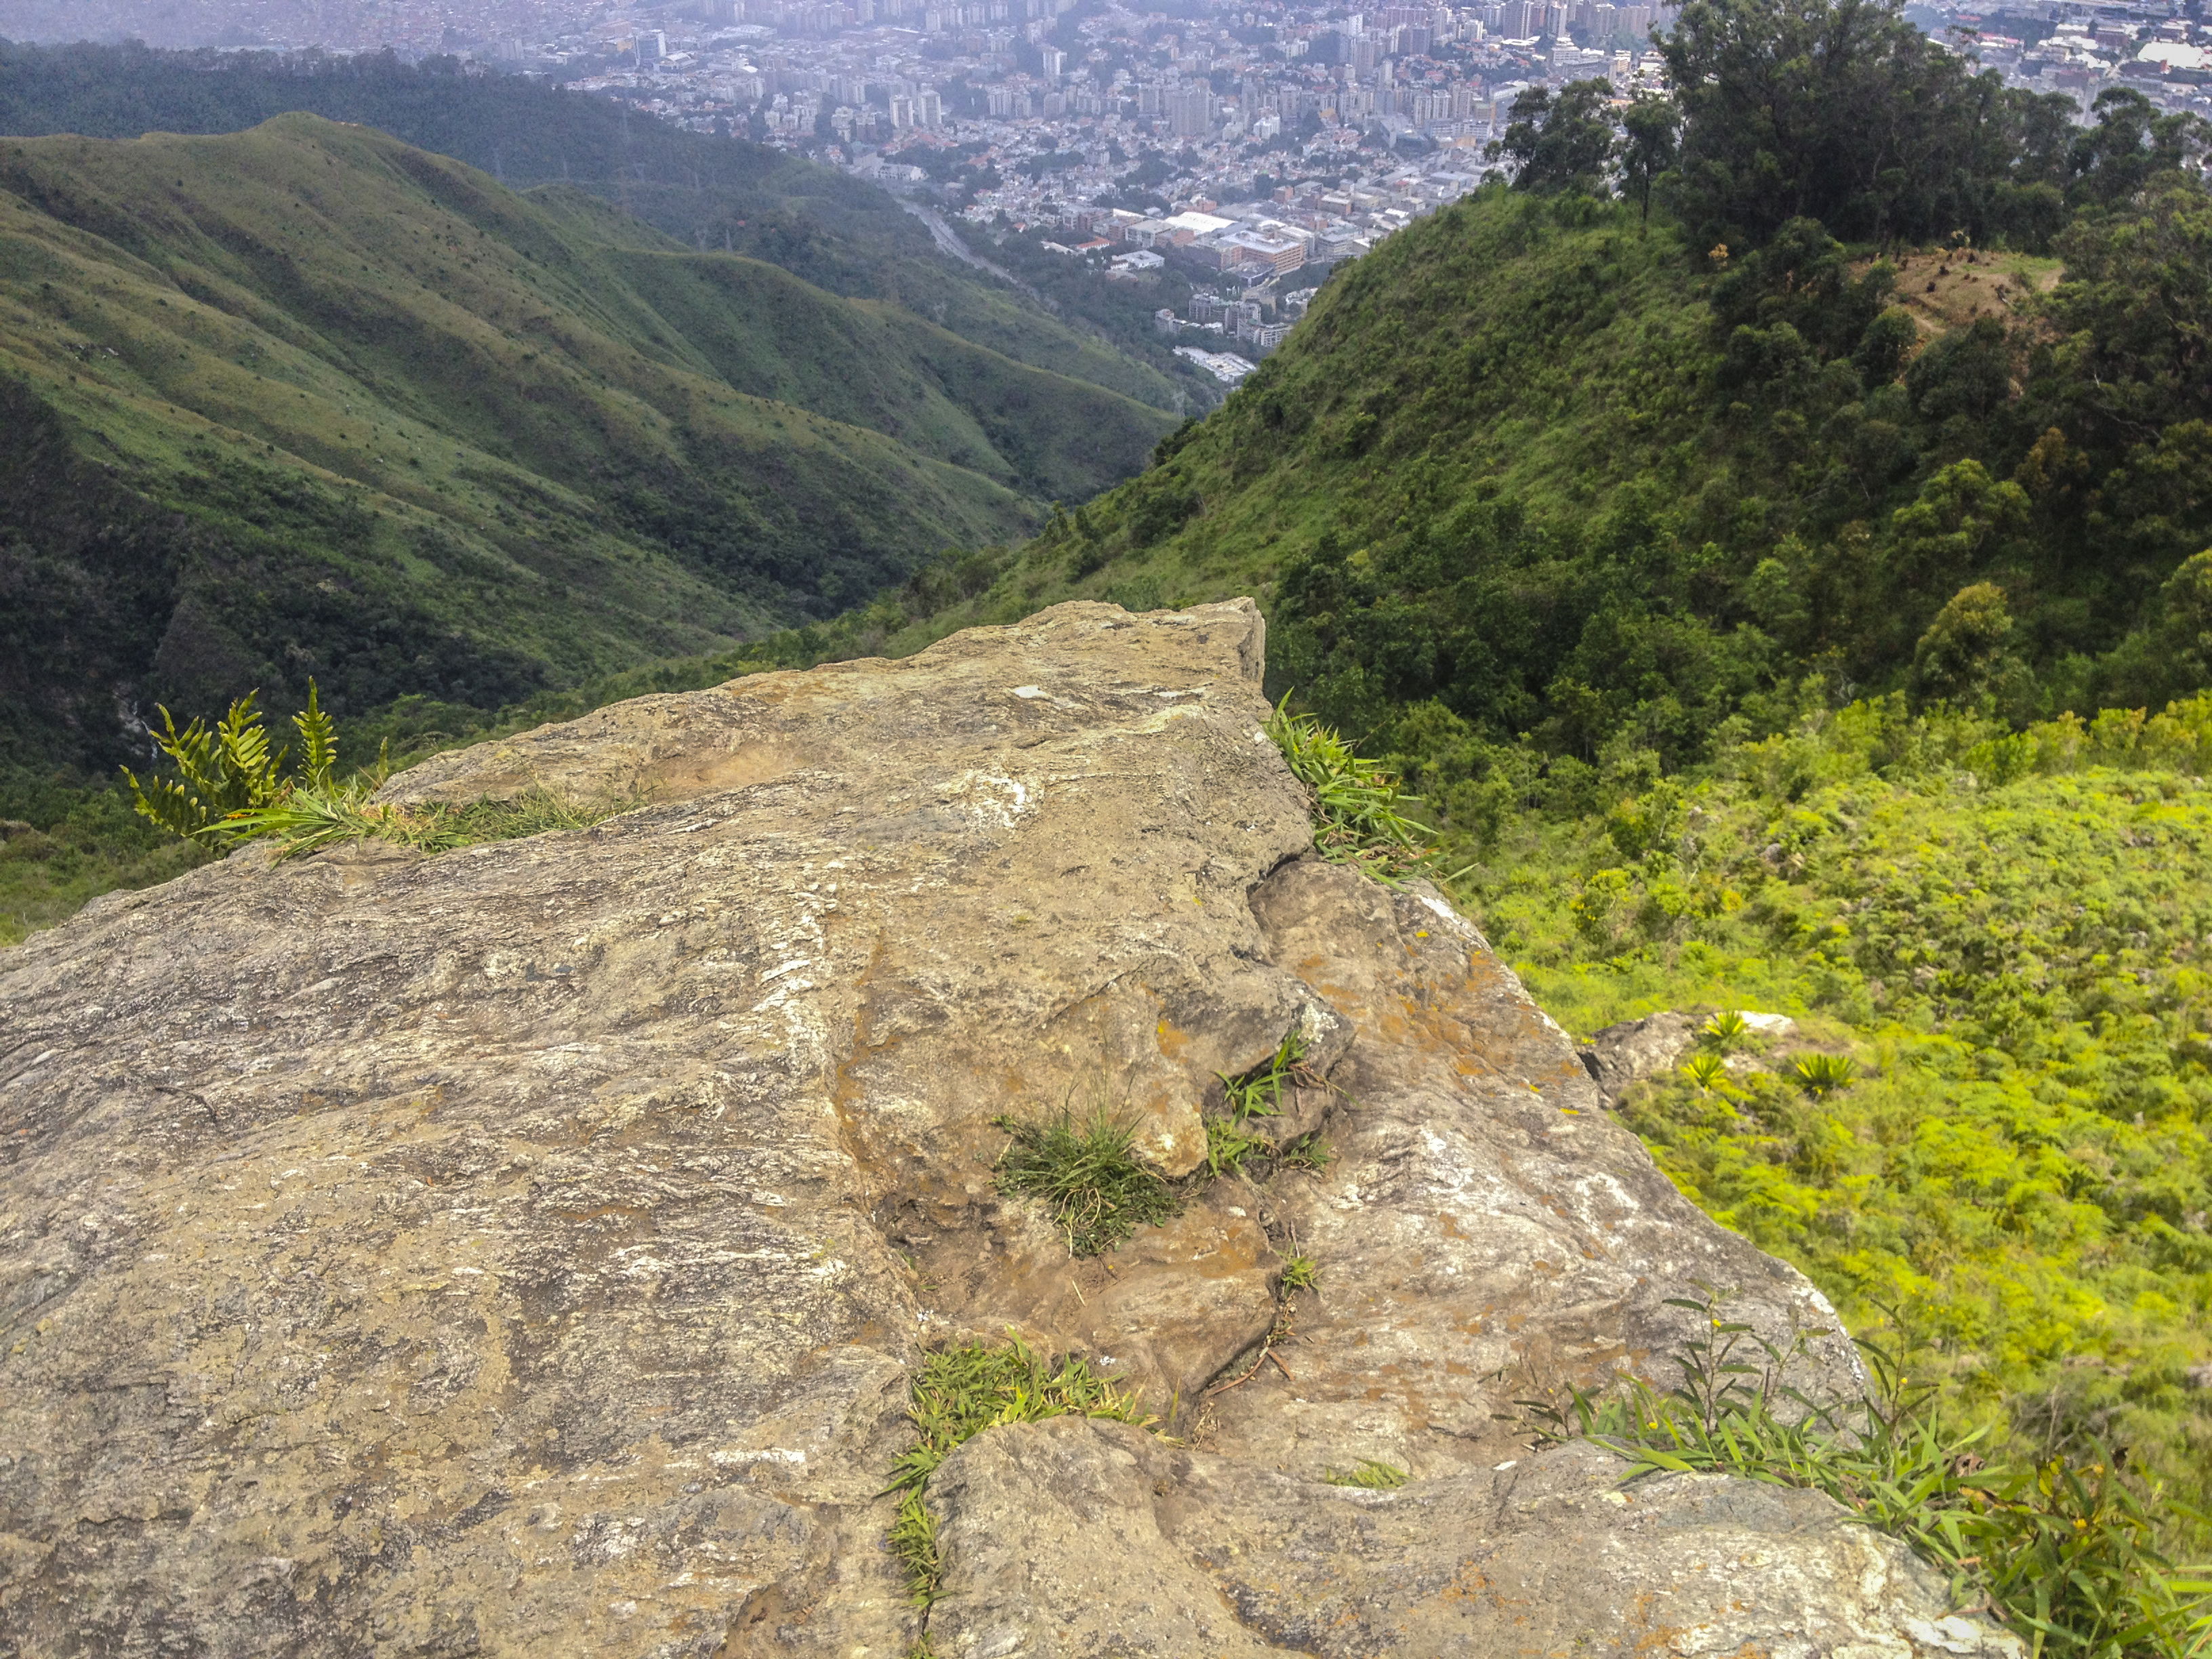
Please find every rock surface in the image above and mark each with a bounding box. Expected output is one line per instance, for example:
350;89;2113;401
1578;1009;1700;1105
1;600;2013;1656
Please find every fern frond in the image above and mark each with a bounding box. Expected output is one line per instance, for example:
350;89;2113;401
213;692;281;808
293;680;338;791
149;705;222;797
121;764;220;843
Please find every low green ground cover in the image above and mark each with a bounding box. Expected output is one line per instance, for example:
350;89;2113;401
1393;693;2212;1567
884;1337;1157;1607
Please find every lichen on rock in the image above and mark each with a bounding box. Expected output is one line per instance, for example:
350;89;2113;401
1;600;2013;1656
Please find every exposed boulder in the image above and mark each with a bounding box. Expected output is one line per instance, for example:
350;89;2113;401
929;1420;2022;1656
1578;1009;1700;1103
1580;1008;1801;1105
1;600;2011;1656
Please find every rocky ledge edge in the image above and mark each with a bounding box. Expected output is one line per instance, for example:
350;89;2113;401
0;600;2016;1656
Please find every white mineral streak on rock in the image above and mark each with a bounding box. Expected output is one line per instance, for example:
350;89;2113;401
0;600;2015;1658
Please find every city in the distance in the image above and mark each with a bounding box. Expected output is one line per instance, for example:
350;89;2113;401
5;0;2204;386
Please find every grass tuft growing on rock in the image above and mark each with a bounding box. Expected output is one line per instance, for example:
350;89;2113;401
1264;695;1440;884
885;1336;1159;1607
1526;1294;2212;1658
991;1111;1176;1257
1202;1118;1270;1180
1322;1458;1409;1490
1217;1029;1307;1122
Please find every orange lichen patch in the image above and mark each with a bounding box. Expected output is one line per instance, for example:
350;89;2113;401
1153;1017;1191;1060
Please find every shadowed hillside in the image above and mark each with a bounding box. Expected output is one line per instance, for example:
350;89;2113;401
0;113;1175;777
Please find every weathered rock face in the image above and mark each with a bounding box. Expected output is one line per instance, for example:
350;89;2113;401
1579;1009;1700;1105
1;600;2011;1657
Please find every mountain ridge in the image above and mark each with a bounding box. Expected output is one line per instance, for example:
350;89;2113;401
0;112;1176;778
0;38;1199;412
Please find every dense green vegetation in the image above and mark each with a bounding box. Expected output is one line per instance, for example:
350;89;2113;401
1448;697;2212;1565
0;39;1199;409
863;164;2209;756
0;113;1172;792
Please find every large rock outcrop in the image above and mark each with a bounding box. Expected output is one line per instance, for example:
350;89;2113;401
0;600;2015;1656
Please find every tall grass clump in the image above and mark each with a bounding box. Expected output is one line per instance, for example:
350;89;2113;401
885;1336;1158;1605
1530;1294;2212;1658
991;1110;1176;1256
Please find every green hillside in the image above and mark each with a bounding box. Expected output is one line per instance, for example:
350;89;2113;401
0;113;1174;777
0;39;1200;412
858;174;2209;745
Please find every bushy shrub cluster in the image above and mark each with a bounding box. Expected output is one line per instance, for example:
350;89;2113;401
1400;691;2212;1568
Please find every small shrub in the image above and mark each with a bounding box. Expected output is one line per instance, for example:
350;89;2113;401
1265;695;1439;883
123;683;369;846
1700;1010;1752;1051
885;1336;1158;1605
992;1111;1176;1256
1281;1253;1320;1292
1681;1052;1729;1092
1322;1458;1409;1490
1787;1052;1859;1097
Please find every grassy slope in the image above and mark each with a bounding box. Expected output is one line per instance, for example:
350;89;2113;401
1441;703;2212;1553
577;219;1170;503
0;114;1171;768
0;41;1194;413
844;192;1716;648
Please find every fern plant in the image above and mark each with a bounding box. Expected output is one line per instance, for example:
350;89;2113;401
122;682;386;850
121;691;288;845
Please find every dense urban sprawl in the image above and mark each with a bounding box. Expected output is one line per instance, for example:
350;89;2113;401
7;0;2205;378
